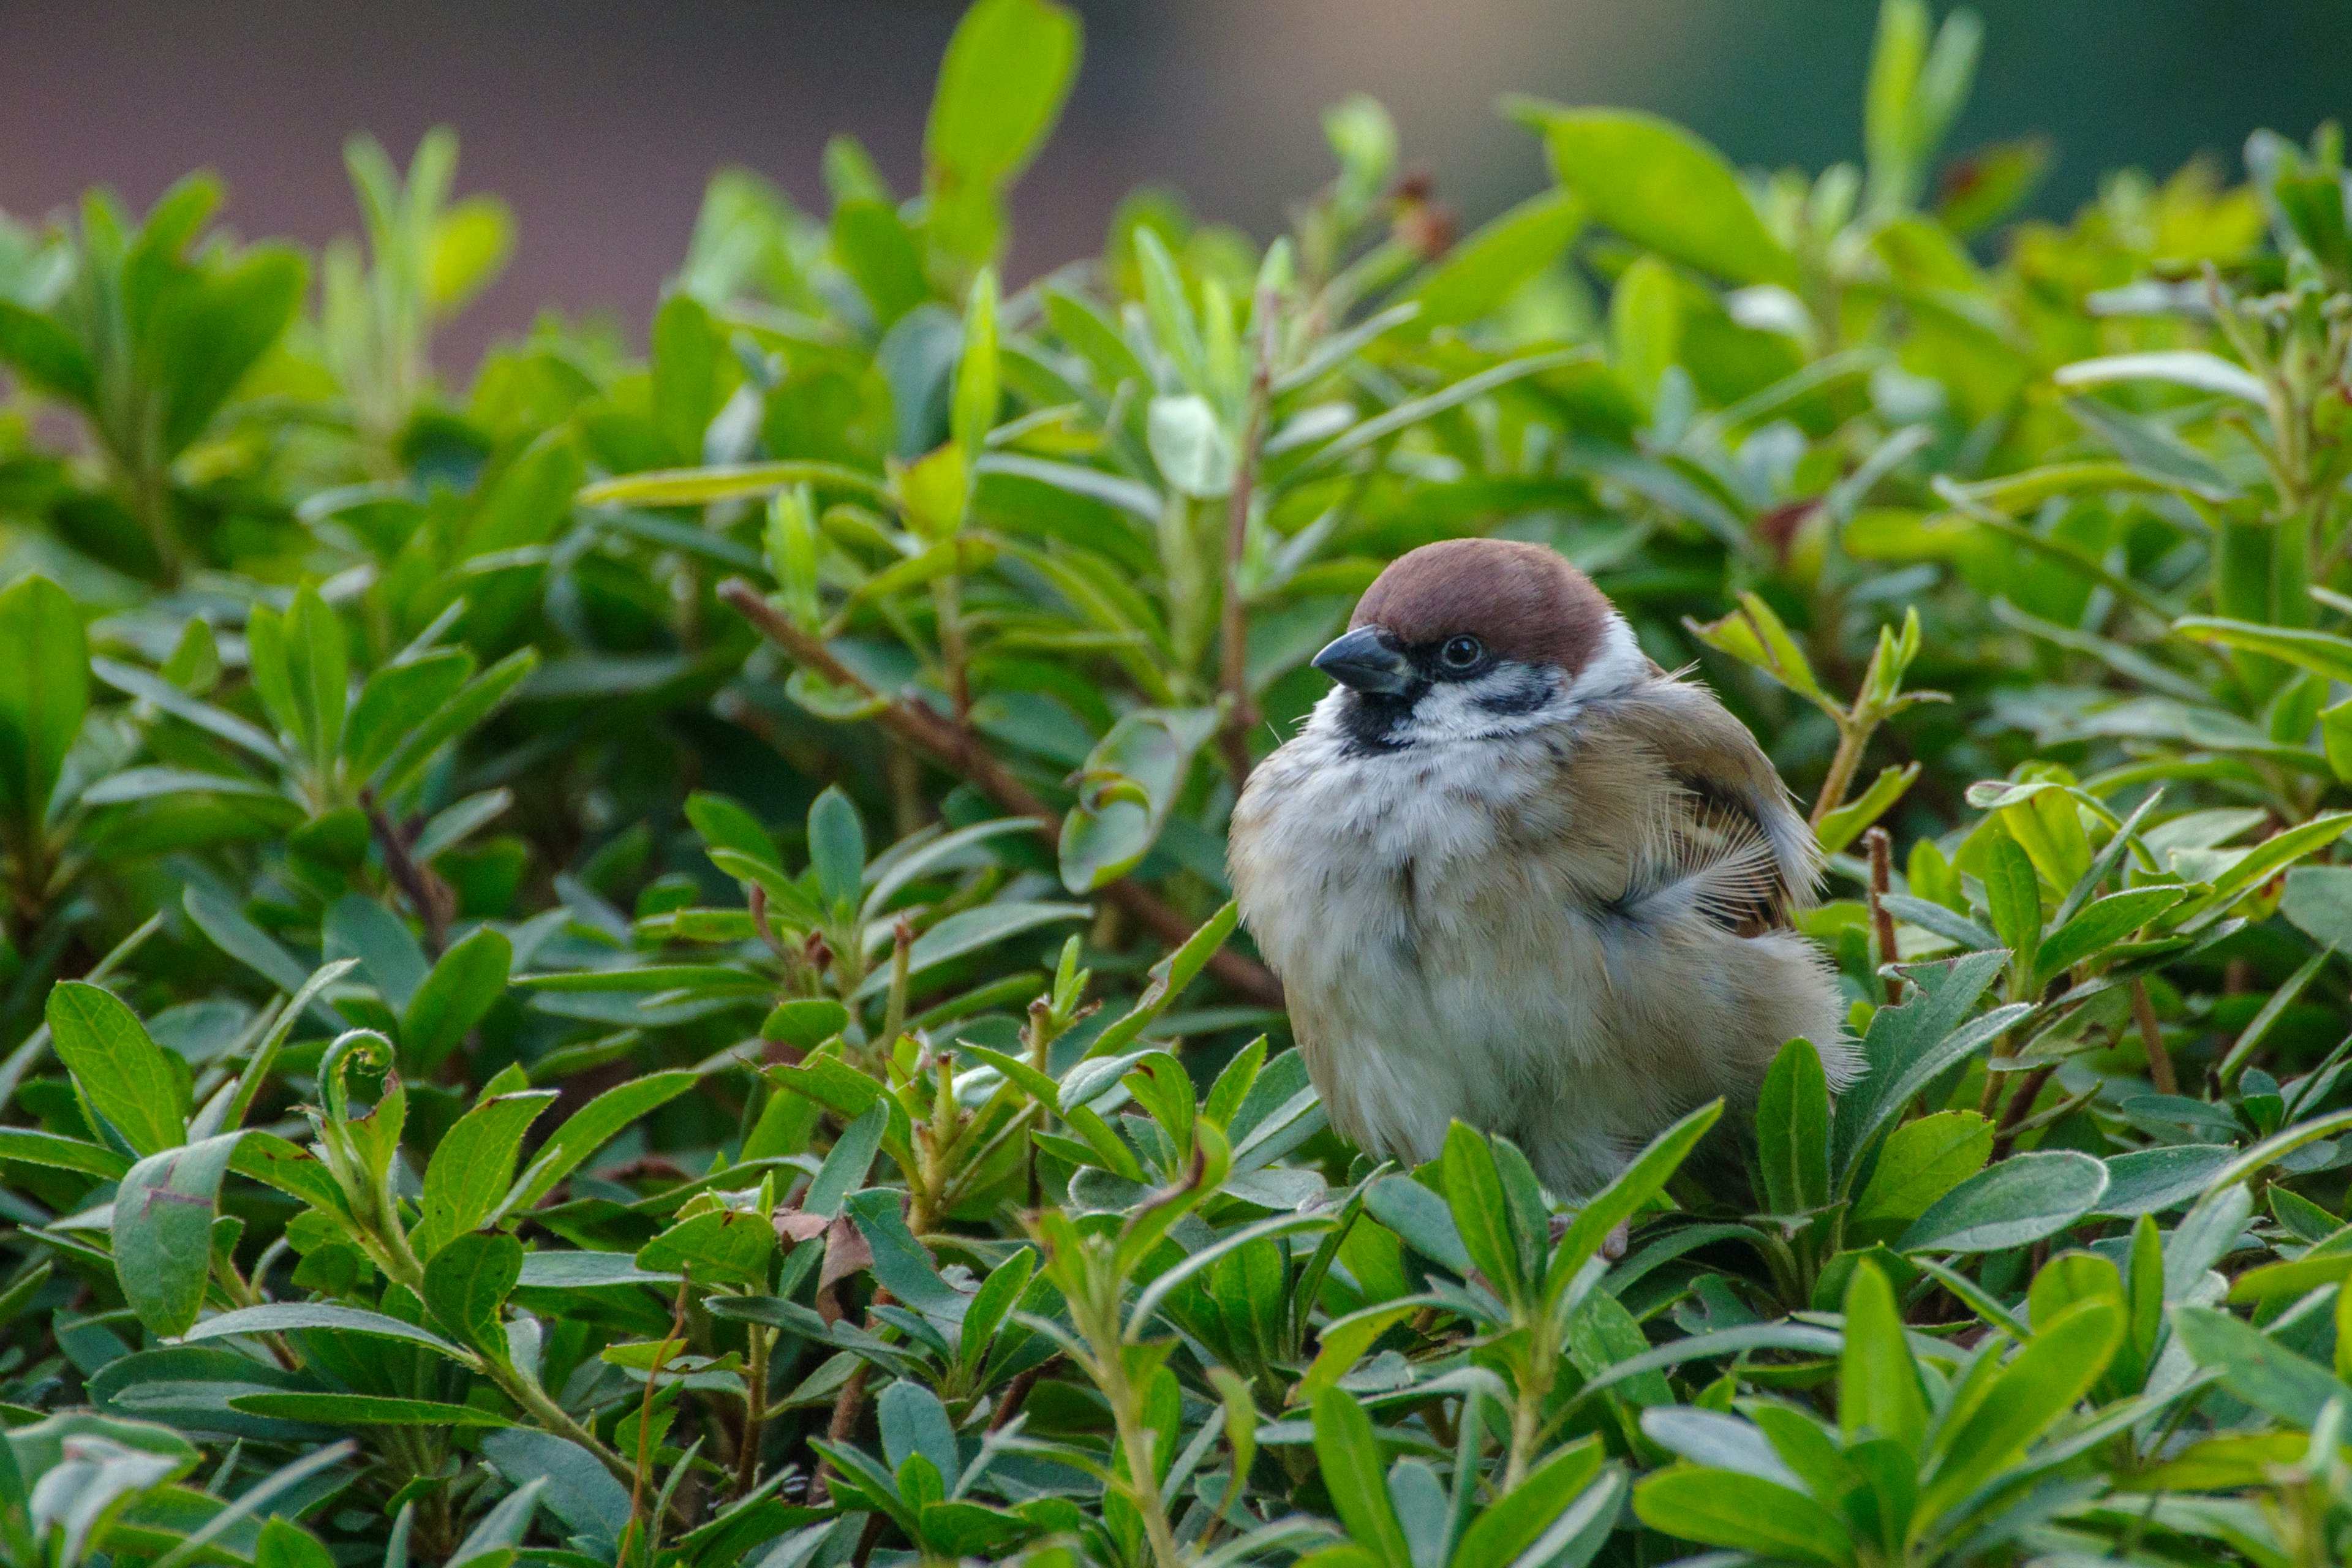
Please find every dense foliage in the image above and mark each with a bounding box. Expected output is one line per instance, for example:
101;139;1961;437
10;1;2352;1563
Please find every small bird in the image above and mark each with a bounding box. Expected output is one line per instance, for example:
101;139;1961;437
1229;538;1855;1200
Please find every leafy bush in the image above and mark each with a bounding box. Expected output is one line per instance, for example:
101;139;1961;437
9;0;2352;1563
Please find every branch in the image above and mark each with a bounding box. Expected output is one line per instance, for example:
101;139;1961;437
718;579;1284;1008
362;789;451;956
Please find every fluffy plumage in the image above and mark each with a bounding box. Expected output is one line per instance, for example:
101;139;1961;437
1229;538;1855;1197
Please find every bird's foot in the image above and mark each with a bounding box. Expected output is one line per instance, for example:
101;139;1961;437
1545;1215;1632;1261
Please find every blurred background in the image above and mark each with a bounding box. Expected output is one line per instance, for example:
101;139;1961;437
3;1;2343;361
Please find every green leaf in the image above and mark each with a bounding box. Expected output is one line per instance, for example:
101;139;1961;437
2035;886;2185;976
1900;1149;2109;1254
2171;1304;2352;1427
1632;1468;1853;1565
2054;351;2267;405
1403;189;1582;329
479;1430;630;1553
1442;1122;1525;1306
228;1393;513;1428
183;1303;472;1361
449;1476;541;1568
1815;763;1921;858
0;574;88;831
1849;1111;1991;1243
1548;1099;1722;1300
651;292;724;464
401;926;511;1072
47;981;186;1156
1363;1175;1473;1278
1311;1387;1410;1568
423;1232;523;1354
807;785;867;910
113;1133;245;1336
1521;105;1797;285
2282;864;2352;951
372;647;540;798
1839;1258;1925;1453
323;895;431;1015
183;884;312;995
685;791;778;869
1450;1439;1605;1566
952;267;1000;460
850;901;1090;998
1684;592;1828;707
413;1090;556;1259
1918;1297;2120;1528
2177;617;2352;683
1831;950;2016;1181
638;1206;774;1289
924;0;1080;186
1058;707;1219;891
0;300;97;406
1755;1037;1830;1218
2098;1144;2236;1218
344;649;472;778
0;1126;130;1178
151;246;307;457
277;587;350;772
503;1069;701;1214
1982;827;2042;986
879;1379;962;1491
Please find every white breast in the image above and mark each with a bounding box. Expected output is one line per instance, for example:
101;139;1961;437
1229;689;1848;1196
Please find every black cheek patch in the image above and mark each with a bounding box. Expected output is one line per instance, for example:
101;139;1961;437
1336;687;1422;754
1472;667;1555;717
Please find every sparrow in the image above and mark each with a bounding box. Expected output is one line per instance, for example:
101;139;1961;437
1229;538;1856;1200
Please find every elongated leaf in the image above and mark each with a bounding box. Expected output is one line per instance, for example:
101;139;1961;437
1756;1038;1830;1218
1841;1259;1926;1452
183;1303;472;1360
850;901;1090;998
423;1231;523;1352
413;1090;556;1259
1900;1150;2108;1253
1632;1467;1853;1564
1311;1388;1411;1568
47;981;185;1156
2054;351;2267;405
401;926;511;1071
0;574;88;832
229;1393;512;1427
1918;1297;2120;1526
114;1133;245;1336
1522;105;1797;285
505;1067;696;1213
1849;1110;1991;1242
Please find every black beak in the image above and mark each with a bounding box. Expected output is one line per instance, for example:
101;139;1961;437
1313;627;1414;695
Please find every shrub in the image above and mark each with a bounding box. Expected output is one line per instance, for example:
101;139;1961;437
4;1;2352;1564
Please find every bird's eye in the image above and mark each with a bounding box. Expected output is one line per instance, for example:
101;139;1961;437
1440;635;1484;670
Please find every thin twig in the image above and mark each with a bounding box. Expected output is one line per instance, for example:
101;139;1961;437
717;578;1283;1006
361;788;450;956
811;1361;870;1506
1216;287;1281;786
2129;978;2179;1096
1809;722;1868;830
624;1268;694;1558
989;1363;1049;1433
1864;826;1902;1007
1992;1065;2057;1157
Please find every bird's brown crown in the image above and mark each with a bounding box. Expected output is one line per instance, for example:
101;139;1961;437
1349;538;1613;673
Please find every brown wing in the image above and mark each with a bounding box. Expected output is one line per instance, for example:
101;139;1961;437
1580;678;1819;936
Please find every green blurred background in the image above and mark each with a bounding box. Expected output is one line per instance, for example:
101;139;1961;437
1;1;2340;358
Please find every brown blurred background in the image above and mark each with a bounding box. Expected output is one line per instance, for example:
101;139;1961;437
2;1;2345;362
